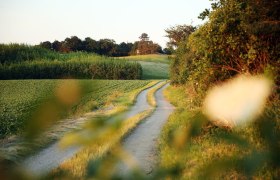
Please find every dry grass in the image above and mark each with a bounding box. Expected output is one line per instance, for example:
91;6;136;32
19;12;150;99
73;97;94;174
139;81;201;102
147;80;168;107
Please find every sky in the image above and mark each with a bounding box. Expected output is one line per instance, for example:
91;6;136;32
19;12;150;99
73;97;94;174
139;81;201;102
0;0;211;48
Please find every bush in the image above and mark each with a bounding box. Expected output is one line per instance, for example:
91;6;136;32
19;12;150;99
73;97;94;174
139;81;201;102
170;0;280;95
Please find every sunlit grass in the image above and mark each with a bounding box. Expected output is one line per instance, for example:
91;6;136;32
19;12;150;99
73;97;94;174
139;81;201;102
118;54;170;79
147;80;168;107
119;54;170;64
159;84;279;179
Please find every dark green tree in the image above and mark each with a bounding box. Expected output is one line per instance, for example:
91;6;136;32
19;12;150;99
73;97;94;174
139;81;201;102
82;37;98;53
98;39;116;56
114;42;133;56
52;40;61;52
39;41;52;50
64;36;83;51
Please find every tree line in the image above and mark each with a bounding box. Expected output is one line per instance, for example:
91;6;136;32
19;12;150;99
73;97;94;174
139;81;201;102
39;33;171;56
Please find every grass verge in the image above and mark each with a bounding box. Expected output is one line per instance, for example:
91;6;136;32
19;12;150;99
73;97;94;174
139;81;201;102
159;85;280;179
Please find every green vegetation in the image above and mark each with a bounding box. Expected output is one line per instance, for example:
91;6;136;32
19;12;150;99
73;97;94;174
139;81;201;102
159;85;279;179
54;110;153;179
0;46;142;80
120;54;170;64
120;54;170;79
161;0;279;179
139;61;169;80
0;44;58;64
0;80;152;138
0;44;117;64
170;0;279;89
0;59;142;80
51;81;165;179
1;0;279;179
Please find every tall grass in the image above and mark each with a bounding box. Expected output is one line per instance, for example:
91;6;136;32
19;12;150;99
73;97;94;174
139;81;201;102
0;44;111;64
0;60;142;80
0;44;58;64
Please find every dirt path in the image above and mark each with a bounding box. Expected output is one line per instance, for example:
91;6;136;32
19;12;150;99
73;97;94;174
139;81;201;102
118;83;174;175
21;82;163;177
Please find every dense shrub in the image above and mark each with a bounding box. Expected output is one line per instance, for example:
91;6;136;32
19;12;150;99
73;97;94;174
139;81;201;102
0;60;142;80
170;0;280;96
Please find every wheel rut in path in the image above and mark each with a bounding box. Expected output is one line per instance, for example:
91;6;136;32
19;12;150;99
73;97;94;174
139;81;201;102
118;83;174;175
21;82;163;177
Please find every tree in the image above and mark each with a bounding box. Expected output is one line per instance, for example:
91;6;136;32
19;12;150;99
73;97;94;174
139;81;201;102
139;33;149;41
171;0;280;87
114;42;133;56
98;39;116;56
64;36;83;51
39;41;52;50
52;40;62;52
165;25;196;49
163;48;173;55
82;37;98;53
132;33;162;55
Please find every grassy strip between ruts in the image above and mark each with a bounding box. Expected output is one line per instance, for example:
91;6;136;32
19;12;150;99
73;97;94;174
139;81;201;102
50;80;166;179
0;80;159;162
147;80;168;107
51;109;154;179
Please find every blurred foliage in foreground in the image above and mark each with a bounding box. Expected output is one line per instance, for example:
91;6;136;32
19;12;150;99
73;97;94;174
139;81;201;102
159;82;279;179
0;80;151;138
163;0;280;177
1;77;279;180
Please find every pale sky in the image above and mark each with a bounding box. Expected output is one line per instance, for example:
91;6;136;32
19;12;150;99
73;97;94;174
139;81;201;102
0;0;211;48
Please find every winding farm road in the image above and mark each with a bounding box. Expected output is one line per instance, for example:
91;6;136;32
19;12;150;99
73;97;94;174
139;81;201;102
22;82;168;177
117;83;174;175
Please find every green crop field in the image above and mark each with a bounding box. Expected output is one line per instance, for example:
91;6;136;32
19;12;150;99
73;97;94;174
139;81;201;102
0;59;142;80
119;54;170;79
0;80;152;138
